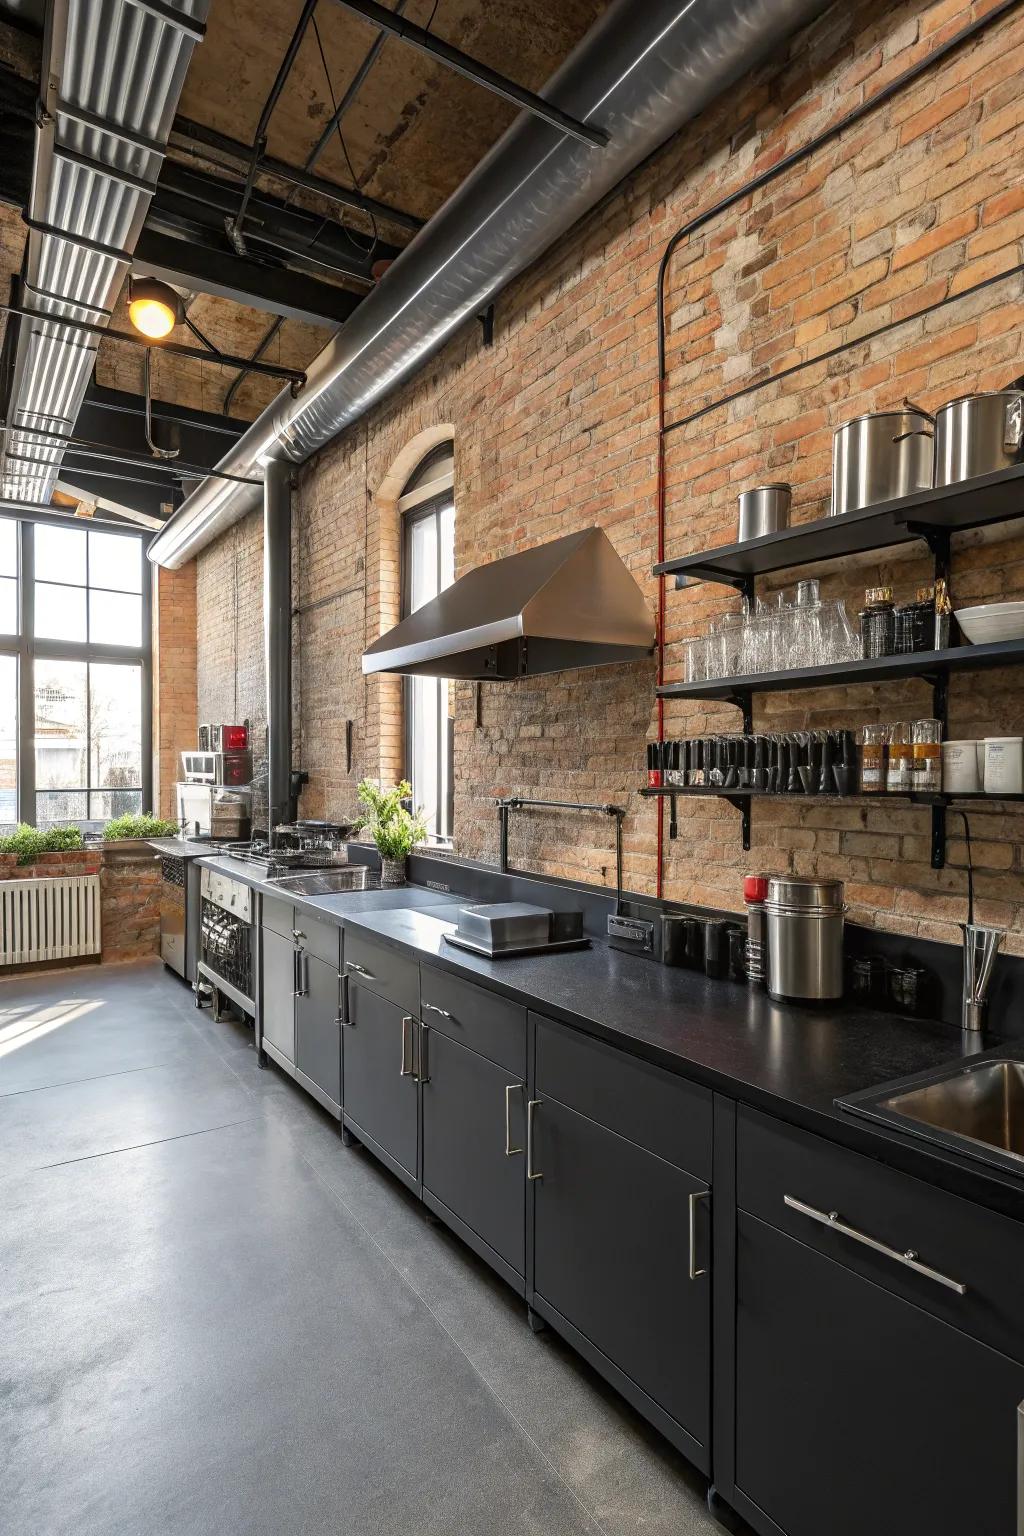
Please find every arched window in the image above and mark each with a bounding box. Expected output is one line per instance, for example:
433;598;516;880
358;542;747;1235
399;442;455;840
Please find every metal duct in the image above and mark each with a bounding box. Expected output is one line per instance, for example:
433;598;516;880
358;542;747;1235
264;460;292;835
0;0;209;505
148;0;832;570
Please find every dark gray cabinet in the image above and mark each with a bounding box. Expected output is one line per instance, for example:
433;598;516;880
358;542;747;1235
343;979;419;1189
531;1092;711;1467
421;1026;526;1285
295;952;341;1109
260;924;296;1062
734;1212;1024;1536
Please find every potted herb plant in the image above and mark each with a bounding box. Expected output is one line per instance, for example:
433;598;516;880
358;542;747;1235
355;779;428;886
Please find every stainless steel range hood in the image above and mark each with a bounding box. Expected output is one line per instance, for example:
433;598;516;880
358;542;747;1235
362;527;654;680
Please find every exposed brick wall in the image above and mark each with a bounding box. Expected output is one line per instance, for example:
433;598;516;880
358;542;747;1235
152;562;198;820
0;846;159;966
196;0;1024;953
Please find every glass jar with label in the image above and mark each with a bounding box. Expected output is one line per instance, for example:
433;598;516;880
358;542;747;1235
886;722;914;792
912;718;943;792
860;723;888;793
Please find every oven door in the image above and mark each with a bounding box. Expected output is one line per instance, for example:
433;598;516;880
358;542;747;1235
200;900;255;1015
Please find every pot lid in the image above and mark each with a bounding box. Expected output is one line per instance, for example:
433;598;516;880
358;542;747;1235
766;875;845;909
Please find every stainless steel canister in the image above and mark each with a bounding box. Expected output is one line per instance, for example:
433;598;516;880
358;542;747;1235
933;390;1024;486
765;876;846;1003
737;484;791;542
831;406;934;517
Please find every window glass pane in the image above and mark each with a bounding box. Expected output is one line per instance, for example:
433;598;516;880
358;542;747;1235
34;523;86;585
89;589;142;647
36;581;87;641
90;662;142;790
0;656;16;826
89;531;142;593
90;788;142;821
439;502;455;589
409;515;438;611
0;575;16;635
35;659;87;790
0;518;16;577
404;495;456;842
36;790;87;825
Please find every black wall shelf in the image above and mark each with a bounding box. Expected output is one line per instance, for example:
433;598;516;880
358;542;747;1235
655;637;1024;706
640;784;1024;862
655;462;1024;592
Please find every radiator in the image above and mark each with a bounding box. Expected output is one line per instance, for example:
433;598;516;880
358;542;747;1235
0;875;102;965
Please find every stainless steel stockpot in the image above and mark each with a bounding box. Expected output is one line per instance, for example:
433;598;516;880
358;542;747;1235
831;406;934;517
933;390;1024;486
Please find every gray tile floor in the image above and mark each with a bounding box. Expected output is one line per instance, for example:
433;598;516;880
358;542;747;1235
0;959;723;1535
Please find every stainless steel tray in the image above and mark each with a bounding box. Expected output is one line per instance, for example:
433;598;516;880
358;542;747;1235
443;931;590;959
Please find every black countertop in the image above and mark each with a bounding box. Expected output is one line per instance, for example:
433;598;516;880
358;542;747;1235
195;855;1024;1220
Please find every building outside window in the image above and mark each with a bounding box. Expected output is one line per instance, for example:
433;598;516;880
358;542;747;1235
400;444;455;842
0;517;150;829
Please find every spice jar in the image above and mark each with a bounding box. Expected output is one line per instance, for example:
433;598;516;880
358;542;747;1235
912;718;942;792
859;586;895;659
887;721;914;792
934;578;952;650
860;723;888;793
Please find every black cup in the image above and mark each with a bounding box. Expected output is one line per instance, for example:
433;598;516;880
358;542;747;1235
726;924;747;982
702;918;727;980
833;764;855;796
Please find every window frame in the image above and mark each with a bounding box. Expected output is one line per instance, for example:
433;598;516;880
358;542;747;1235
399;448;455;843
0;514;152;826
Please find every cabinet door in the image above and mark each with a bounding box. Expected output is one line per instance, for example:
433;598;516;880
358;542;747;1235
261;925;295;1061
344;981;418;1183
421;1028;525;1276
735;1213;1024;1536
294;952;341;1109
532;1094;710;1456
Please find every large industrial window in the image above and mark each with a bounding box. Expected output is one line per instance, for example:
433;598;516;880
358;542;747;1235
0;517;151;829
400;444;455;842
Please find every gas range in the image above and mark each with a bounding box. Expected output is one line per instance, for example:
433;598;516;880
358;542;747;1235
207;839;346;879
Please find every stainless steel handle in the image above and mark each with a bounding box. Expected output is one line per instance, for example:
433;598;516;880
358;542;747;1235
688;1190;710;1280
339;972;351;1025
505;1084;523;1156
297;950;308;998
422;1002;453;1019
292;946;299;997
400;1015;414;1076
417;1021;430;1083
526;1099;542;1180
347;962;374;979
292;928;305;940
784;1195;967;1296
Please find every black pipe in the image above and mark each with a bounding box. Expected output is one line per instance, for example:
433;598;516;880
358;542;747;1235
301;0;409;178
265;460;293;837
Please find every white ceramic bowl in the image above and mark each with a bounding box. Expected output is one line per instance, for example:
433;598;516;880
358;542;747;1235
955;602;1024;644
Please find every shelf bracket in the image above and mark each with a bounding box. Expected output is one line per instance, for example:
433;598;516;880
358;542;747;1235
724;691;754;732
673;568;755;603
931;804;946;870
724;794;752;851
900;521;952;586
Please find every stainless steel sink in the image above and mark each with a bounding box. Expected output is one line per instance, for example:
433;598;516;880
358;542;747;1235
840;1054;1024;1176
267;868;369;896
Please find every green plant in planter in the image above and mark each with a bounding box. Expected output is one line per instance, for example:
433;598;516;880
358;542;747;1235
0;823;84;865
355;780;428;865
102;812;180;840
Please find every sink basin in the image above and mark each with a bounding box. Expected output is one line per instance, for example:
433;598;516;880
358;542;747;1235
881;1060;1024;1160
268;868;370;896
839;1055;1024;1176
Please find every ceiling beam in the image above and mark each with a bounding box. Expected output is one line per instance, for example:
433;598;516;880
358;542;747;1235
134;227;361;329
327;0;608;148
170;114;424;234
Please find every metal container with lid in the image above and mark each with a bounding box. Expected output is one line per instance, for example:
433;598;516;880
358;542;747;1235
737;484;791;542
933;387;1024;486
831;405;934;517
765;875;846;1003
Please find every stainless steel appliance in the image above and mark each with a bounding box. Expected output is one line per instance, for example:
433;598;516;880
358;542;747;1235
158;852;203;983
765;875;846;1003
176;782;251;841
737;484;791;542
198;865;255;1016
831;405;934;517
933;388;1024;486
272;819;353;855
181;749;253;785
443;902;587;958
212;723;249;751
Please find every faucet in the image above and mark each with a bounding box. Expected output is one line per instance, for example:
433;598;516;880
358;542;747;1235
957;810;1003;1047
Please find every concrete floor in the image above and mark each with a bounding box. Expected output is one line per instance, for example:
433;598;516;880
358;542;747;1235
0;959;725;1536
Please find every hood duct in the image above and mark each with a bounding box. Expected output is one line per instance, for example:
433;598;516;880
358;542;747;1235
362;527;655;680
147;0;831;570
0;0;209;506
